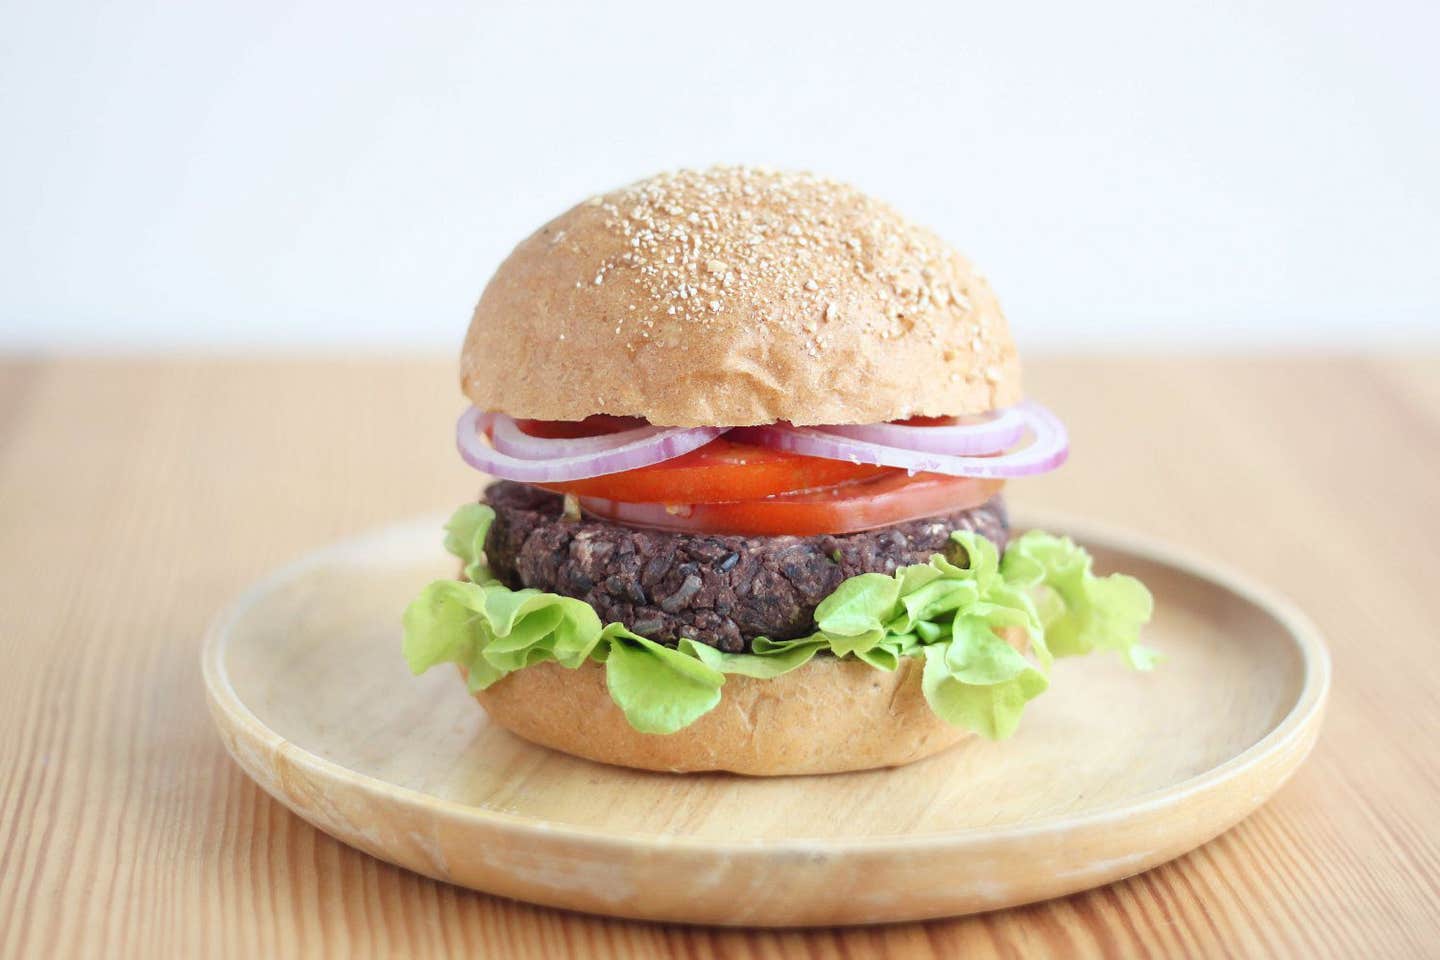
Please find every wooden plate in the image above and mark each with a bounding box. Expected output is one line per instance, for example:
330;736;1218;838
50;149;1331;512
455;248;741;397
202;513;1329;927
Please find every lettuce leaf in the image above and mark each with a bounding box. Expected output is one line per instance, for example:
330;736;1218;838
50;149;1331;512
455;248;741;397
1000;530;1159;670
678;636;828;678
602;626;724;734
402;505;1156;739
400;576;605;691
922;618;1049;739
442;503;495;584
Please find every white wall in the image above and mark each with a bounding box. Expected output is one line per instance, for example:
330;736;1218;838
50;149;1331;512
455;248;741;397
1;0;1436;352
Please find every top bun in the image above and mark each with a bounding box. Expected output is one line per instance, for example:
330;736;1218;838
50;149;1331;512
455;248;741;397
461;166;1021;427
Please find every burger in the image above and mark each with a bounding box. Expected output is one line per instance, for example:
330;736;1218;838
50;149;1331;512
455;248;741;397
403;166;1155;776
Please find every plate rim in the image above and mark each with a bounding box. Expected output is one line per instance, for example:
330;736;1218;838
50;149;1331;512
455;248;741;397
202;510;1330;854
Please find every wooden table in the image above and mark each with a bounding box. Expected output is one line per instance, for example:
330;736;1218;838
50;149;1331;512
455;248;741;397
2;357;1436;958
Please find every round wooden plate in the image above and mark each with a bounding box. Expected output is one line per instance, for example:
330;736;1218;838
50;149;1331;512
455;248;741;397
202;513;1328;927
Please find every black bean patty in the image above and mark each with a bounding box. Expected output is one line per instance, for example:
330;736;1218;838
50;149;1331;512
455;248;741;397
481;481;1009;653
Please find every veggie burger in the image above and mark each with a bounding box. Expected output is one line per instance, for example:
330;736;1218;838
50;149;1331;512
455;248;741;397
404;166;1156;775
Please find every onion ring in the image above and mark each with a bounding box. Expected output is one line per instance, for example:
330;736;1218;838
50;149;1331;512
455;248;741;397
727;402;1068;479
456;408;725;483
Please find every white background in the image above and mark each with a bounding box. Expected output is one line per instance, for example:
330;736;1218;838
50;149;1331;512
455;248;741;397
2;0;1436;353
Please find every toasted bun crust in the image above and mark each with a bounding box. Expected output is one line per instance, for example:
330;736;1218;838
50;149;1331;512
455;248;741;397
461;167;1021;427
469;655;972;776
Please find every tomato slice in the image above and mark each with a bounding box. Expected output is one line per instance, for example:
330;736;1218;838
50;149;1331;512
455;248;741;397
578;473;1004;537
515;415;646;439
539;437;891;504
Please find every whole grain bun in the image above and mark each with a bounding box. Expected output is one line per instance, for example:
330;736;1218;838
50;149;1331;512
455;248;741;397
461;166;1021;427
469;655;972;776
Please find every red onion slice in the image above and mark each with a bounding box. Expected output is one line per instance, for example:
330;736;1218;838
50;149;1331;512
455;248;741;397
489;414;667;460
456;407;725;483
816;407;1027;455
727;402;1069;479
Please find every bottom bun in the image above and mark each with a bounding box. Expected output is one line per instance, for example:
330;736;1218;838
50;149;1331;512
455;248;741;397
468;654;971;776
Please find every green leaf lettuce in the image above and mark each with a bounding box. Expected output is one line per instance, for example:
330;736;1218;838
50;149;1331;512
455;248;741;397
403;504;1156;739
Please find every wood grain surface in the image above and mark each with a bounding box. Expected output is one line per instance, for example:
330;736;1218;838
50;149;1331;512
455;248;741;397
1;356;1437;957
